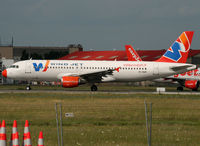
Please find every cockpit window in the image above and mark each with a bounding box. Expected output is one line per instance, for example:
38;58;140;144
9;65;19;68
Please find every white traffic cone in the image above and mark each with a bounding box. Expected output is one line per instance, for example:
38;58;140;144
22;120;32;146
37;131;44;146
0;120;6;146
10;120;19;146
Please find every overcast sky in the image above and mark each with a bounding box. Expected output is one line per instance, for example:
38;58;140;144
0;0;200;50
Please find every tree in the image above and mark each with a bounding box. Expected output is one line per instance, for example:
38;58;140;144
44;51;68;59
30;53;43;59
20;50;29;60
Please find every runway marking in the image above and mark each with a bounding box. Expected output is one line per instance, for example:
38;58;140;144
0;90;199;95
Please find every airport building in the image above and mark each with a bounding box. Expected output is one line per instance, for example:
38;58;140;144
0;44;83;61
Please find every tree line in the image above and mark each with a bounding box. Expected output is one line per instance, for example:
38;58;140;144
20;50;69;60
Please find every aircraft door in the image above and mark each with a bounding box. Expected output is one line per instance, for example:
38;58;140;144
25;62;31;74
153;63;159;75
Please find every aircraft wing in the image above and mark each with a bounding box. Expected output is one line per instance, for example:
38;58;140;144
80;69;115;83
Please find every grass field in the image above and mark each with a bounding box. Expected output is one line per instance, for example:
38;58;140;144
0;88;200;145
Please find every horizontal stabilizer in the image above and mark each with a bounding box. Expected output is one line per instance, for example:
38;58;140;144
170;64;196;72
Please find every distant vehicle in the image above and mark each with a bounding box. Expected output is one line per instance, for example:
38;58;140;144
125;31;199;91
2;31;196;91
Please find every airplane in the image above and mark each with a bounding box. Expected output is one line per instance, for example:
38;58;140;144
125;32;200;91
2;31;196;91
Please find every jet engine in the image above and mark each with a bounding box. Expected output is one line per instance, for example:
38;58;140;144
185;80;199;90
61;76;83;88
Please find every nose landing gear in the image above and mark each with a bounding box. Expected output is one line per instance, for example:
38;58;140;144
26;85;31;90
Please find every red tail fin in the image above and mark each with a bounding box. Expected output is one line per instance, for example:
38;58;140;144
125;45;142;61
156;31;194;63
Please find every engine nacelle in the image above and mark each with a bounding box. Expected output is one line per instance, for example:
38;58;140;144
185;80;199;90
61;76;80;88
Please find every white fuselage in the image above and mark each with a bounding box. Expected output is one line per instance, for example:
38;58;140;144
6;60;196;83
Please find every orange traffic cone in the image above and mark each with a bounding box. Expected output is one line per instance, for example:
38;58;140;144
37;131;44;146
10;120;20;146
0;120;6;146
22;120;32;146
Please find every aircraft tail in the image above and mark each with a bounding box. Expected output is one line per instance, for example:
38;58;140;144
125;45;142;61
156;31;194;63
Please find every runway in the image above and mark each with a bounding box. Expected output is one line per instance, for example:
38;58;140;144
0;89;200;95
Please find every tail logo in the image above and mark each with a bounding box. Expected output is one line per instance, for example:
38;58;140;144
163;41;185;61
156;31;193;63
128;48;141;61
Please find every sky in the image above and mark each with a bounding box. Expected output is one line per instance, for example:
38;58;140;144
0;0;200;51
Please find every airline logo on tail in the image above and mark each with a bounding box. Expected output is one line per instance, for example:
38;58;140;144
33;60;50;72
125;45;142;61
164;42;185;61
156;31;194;63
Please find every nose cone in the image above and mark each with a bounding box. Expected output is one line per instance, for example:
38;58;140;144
2;69;7;78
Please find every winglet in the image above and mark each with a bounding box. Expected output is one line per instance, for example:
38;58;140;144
125;45;142;61
156;31;194;63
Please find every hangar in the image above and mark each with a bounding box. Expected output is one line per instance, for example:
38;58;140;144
59;49;200;65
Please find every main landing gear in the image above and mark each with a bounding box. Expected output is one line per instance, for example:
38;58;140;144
177;86;183;91
192;88;198;91
91;85;98;91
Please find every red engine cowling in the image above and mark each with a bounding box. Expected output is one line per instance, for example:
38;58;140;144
185;80;199;90
61;76;80;88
